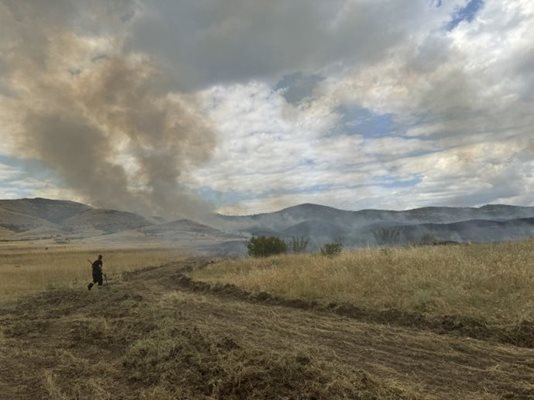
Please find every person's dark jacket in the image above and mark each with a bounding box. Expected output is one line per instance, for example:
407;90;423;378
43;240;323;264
92;259;103;275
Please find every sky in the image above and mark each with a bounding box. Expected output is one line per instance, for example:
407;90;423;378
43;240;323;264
0;0;533;216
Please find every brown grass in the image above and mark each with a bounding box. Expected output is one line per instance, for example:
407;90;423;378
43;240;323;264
192;240;534;324
0;245;187;300
2;259;532;399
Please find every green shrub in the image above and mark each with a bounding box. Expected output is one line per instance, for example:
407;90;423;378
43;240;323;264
320;242;343;257
247;236;288;257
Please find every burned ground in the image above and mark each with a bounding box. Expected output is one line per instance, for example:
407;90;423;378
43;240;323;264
1;258;533;399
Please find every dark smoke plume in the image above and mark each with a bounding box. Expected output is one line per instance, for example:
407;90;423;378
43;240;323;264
0;1;215;218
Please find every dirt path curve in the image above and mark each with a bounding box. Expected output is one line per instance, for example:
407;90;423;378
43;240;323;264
129;259;534;399
1;258;533;399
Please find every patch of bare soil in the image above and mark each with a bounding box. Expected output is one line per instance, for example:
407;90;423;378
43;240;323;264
0;258;533;399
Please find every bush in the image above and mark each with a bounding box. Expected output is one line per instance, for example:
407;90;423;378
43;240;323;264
320;242;343;257
247;236;288;257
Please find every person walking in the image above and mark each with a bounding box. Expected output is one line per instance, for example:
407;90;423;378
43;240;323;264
88;254;104;290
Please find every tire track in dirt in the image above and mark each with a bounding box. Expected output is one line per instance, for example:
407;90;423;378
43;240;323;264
159;266;534;349
183;298;534;398
124;259;534;398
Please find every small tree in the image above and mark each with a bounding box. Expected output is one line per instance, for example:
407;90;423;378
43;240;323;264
320;241;343;257
247;236;288;257
288;236;309;253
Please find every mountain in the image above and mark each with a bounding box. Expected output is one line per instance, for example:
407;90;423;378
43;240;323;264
0;198;153;239
0;198;90;224
383;217;534;245
62;208;152;235
211;203;534;248
86;218;243;254
0;206;59;234
281;219;348;245
2;198;534;250
139;219;234;239
0;198;244;254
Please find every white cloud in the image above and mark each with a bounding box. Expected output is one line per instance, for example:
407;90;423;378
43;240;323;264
0;163;19;181
0;162;64;200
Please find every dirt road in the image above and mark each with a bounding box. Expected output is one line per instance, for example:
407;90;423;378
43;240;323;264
1;259;533;399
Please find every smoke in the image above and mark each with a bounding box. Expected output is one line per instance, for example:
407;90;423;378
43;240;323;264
0;1;215;219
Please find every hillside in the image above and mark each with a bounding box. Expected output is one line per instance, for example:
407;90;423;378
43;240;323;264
2;198;534;249
0;204;61;235
139;219;228;238
0;198;91;224
90;219;244;254
0;198;245;254
212;203;534;247
369;217;534;245
0;198;150;239
62;208;152;235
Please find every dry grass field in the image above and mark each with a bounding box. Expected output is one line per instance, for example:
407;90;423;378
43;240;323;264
2;259;533;399
0;244;188;300
1;243;534;399
192;240;534;325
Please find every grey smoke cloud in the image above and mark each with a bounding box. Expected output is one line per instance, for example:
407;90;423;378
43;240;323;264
128;0;442;90
0;0;215;218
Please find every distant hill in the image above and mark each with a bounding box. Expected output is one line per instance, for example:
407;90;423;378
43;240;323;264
0;198;90;224
0;198;152;239
62;208;152;235
2;198;534;250
0;198;244;254
139;219;233;239
386;217;534;245
210;203;534;248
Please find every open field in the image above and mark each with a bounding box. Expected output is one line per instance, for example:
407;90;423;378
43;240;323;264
1;258;534;399
1;242;534;398
192;241;534;325
0;244;188;300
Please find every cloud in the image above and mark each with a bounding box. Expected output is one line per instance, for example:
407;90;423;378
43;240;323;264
0;0;215;218
188;0;534;214
127;0;461;89
321;1;534;143
275;72;324;105
0;162;19;182
1;0;533;215
0;156;60;199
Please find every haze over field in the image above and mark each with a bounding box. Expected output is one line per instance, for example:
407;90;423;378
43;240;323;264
1;0;533;218
2;198;534;253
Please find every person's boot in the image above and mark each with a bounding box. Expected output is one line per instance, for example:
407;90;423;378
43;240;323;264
88;283;93;290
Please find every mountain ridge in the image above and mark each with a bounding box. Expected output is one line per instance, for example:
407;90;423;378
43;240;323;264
210;201;534;248
2;198;534;250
